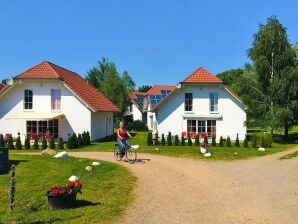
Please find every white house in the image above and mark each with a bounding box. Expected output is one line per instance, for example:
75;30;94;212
0;61;120;141
149;67;246;141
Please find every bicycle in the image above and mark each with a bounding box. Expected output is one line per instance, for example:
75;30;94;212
114;139;138;164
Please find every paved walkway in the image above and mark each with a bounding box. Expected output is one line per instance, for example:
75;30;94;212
70;148;298;224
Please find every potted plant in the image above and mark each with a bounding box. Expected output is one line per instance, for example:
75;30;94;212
46;176;82;209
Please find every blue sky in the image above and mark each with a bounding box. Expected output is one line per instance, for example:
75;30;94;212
1;0;298;87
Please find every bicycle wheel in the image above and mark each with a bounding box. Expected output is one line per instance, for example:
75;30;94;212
114;144;121;161
127;147;137;164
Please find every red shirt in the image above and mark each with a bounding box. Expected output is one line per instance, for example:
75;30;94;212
117;128;127;140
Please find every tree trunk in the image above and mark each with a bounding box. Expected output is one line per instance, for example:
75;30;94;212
284;125;289;140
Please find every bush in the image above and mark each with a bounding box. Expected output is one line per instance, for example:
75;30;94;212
7;134;14;150
67;134;78;149
24;136;31;150
77;134;83;147
226;136;231;147
167;132;172;146
147;132;153;146
85;131;91;145
34;138;39;150
155;133;159;145
187;133;192;146
211;136;216;147
16;135;22;150
195;134;200;146
49;137;56;149
0;134;4;147
264;133;272;148
204;135;208;145
42;137;47;150
235;134;240;147
161;134;165;146
251;134;258;148
243;135;248;148
174;135;179;146
260;134;266;148
219;136;224;147
58;137;64;149
127;120;148;131
181;136;186;146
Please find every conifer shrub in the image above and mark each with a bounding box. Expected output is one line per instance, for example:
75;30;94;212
243;135;249;148
226;136;231;147
155;133;159;145
260;134;266;148
77;133;83;147
58;137;64;149
187;133;192;146
204;135;208;145
181;136;186;146
264;133;272;148
211;135;216;147
42;137;47;150
0;134;4;147
251;134;258;148
16;134;22;150
49;137;56;149
219;136;224;147
7;134;14;150
34;138;39;150
195;134;200;146
24;136;31;150
147;132;153;146
161;134;166;146
167;132;172;146
235;134;240;147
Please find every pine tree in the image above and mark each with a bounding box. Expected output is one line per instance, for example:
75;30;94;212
42;137;47;150
226;136;231;147
72;133;78;148
49;137;56;149
204;135;208;145
161;134;166;146
211;136;216;147
34;138;39;150
181;136;186;146
235;134;240;147
0;134;4;147
155;133;159;145
167;132;172;146
147;132;153;146
187;133;192;146
82;131;87;146
219;136;224;147
58;137;64;149
86;131;91;145
243;135;249;148
7;134;14;150
195;134;200;146
16;134;22;150
77;134;83;147
24;136;31;150
174;135;179;146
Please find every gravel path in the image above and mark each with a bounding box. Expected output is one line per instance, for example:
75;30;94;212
70;147;298;224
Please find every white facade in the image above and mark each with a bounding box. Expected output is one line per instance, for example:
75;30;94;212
126;103;143;121
152;84;246;141
0;79;114;141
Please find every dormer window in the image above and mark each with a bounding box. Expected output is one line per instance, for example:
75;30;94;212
24;89;33;110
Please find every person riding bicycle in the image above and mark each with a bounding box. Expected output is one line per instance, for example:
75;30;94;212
117;121;133;159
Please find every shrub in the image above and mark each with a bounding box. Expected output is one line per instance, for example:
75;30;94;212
187;133;192;146
219;136;224;147
155;133;159;145
58;137;64;149
24;136;31;150
243;135;248;148
181;136;186;146
235;134;240;147
67;134;78;149
7;134;14;150
260;134;265;148
251;134;258;148
85;131;91;145
264;133;272;148
204;135;208;145
42;137;47;150
226;136;231;147
49;137;56;149
16;134;22;150
129;120;148;131
211;136;216;147
195;134;200;146
77;134;83;147
167;132;172;146
161;134;166;146
147;132;153;146
82;131;88;145
0;134;4;147
34;138;39;150
174;135;179;146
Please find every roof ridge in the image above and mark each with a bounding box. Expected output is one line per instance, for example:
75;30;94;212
182;66;223;83
15;61;59;78
182;67;203;82
47;61;83;79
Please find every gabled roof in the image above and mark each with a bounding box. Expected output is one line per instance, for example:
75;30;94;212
146;85;176;95
129;91;146;111
14;61;120;112
182;67;223;83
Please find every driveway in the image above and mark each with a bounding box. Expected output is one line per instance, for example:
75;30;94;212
70;147;298;224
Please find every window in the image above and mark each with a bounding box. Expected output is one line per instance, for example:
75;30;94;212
24;90;33;110
186;120;216;138
210;93;218;112
129;103;133;112
185;93;193;111
26;119;59;139
51;89;61;110
49;119;59;139
26;121;37;134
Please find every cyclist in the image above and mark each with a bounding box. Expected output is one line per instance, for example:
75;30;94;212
117;121;133;160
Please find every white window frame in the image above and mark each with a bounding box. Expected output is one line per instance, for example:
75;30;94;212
51;89;61;111
210;92;218;112
24;89;33;111
185;93;193;112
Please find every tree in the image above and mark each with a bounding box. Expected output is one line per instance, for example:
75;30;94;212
243;136;249;148
226;136;231;147
204;135;208;145
16;134;22;150
167;132;172;146
161;134;166;146
235;134;240;147
77;134;83;147
24;136;31;150
217;68;244;93
147;132;153;146
211;136;216;147
86;68;100;89
7;135;14;150
122;70;135;92
247;16;298;138
219;136;224;147
138;85;152;93
187;133;192;146
174;135;179;146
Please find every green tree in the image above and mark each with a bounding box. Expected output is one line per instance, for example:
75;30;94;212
251;134;258;148
226;136;231;147
243;136;249;148
122;70;135;92
77;134;83;147
137;85;152;93
235;134;240;147
167;132;172;146
187;133;192;146
219;136;224;147
24;136;31;150
174;135;179;146
204;135;208;145
161;134;166;146
147;132;153;146
16;135;22;150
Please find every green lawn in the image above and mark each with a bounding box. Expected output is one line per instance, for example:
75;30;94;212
0;154;136;224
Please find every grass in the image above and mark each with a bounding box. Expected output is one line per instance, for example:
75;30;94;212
280;150;298;160
0;154;136;224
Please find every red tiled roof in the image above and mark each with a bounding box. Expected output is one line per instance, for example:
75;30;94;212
223;84;242;102
182;67;223;83
0;84;6;94
146;85;176;94
15;61;120;112
129;91;146;100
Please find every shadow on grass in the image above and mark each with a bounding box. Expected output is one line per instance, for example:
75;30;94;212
74;200;101;208
9;159;28;166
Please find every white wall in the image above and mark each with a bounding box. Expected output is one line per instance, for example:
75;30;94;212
132;104;143;121
91;112;114;140
155;84;246;141
0;79;92;141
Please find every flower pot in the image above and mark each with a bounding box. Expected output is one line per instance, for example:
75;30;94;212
48;193;77;209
